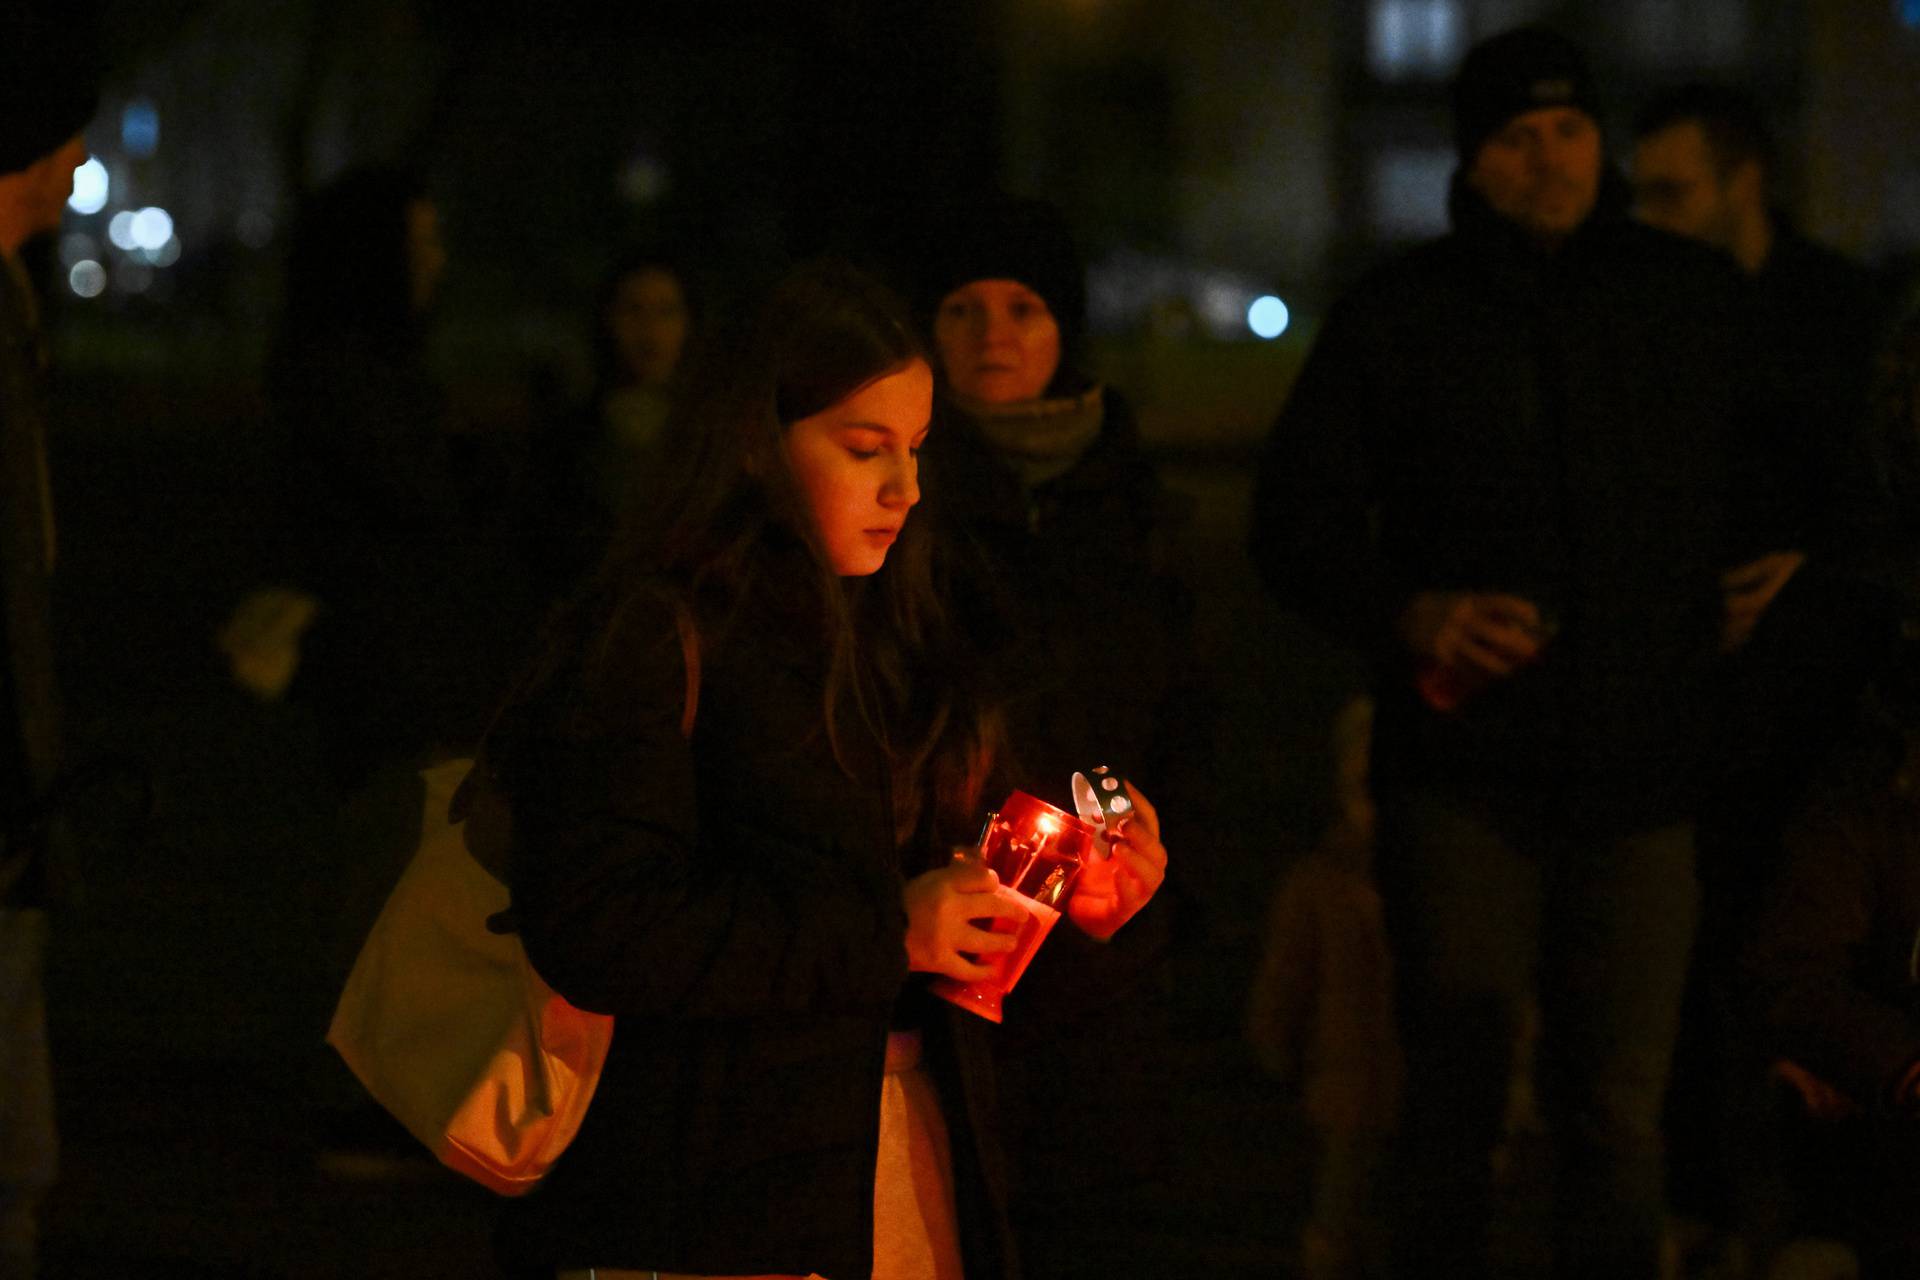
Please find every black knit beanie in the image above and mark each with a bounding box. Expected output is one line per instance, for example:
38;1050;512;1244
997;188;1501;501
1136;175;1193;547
0;1;103;177
1452;26;1601;162
917;194;1087;357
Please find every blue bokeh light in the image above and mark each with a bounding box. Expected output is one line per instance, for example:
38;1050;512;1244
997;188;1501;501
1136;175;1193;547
122;100;160;157
1247;295;1291;340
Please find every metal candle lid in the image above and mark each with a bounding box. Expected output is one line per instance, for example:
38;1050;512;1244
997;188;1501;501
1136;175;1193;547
1070;764;1133;859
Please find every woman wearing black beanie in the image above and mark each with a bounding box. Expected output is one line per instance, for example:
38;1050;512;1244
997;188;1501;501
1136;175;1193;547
914;193;1200;1276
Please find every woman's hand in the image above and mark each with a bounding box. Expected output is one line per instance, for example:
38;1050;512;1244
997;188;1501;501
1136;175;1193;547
1068;784;1169;941
903;860;1026;982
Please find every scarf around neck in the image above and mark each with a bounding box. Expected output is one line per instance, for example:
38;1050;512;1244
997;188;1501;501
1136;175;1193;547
954;383;1106;490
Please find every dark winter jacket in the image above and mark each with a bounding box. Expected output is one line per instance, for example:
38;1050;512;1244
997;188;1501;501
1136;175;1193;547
0;257;65;907
1745;219;1892;557
1689;229;1899;911
1250;175;1785;833
922;386;1198;999
926;387;1201;862
1742;724;1920;1112
920;385;1196;1245
492;573;1017;1280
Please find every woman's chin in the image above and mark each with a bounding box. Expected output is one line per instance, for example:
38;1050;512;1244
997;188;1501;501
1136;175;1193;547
831;550;889;577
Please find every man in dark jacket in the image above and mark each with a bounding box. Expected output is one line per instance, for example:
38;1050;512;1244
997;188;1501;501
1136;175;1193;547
1249;27;1798;1279
1632;83;1890;517
1631;82;1900;1260
0;5;97;1271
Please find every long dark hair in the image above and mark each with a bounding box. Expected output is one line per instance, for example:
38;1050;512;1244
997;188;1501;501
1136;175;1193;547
581;258;1000;844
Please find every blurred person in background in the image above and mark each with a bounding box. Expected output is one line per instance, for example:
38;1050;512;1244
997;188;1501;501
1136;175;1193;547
0;1;97;1272
521;248;701;600
914;192;1207;1278
1251;28;1804;1278
268;165;471;789
1631;82;1903;1272
266;165;538;1166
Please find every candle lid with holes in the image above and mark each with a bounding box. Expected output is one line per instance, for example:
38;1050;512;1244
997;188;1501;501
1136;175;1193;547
1071;765;1133;858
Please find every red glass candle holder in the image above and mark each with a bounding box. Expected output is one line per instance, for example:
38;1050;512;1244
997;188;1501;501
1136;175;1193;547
929;791;1098;1023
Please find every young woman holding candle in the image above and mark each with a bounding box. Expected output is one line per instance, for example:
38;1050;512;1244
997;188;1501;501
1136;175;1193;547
485;259;1164;1280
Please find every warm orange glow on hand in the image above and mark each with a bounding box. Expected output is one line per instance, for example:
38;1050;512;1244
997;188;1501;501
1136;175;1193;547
904;861;1025;980
1067;784;1167;940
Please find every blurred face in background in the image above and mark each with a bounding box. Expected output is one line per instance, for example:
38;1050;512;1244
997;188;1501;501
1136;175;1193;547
933;278;1061;404
783;358;932;576
1467;106;1603;245
1631;120;1753;252
608;267;690;390
405;198;445;314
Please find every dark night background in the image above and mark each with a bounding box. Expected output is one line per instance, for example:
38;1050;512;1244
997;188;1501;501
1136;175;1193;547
23;0;1920;1275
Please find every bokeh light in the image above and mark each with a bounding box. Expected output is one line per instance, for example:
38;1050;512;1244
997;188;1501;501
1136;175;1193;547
68;260;107;298
130;207;173;252
1247;295;1291;340
121;100;160;157
67;157;109;215
107;210;139;251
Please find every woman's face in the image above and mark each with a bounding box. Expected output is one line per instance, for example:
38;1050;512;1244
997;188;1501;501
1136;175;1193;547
933;278;1061;404
608;267;690;390
784;358;933;576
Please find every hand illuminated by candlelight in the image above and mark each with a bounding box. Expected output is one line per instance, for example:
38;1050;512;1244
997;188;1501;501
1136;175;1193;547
1067;784;1168;941
903;861;1027;982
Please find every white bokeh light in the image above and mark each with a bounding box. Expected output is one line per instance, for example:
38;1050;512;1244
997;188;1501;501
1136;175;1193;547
67;157;109;215
1247;295;1291;340
68;260;107;298
107;210;139;250
129;207;173;252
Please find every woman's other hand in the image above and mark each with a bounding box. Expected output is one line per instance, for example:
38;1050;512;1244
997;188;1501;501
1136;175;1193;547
903;861;1026;981
1068;784;1169;941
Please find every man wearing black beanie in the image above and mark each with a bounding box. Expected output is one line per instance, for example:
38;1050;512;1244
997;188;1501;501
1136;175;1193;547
1250;26;1804;1280
1;3;100;1273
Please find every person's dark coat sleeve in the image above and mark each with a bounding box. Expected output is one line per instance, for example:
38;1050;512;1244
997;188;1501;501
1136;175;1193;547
504;597;909;1021
1743;794;1920;1109
1249;295;1406;659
